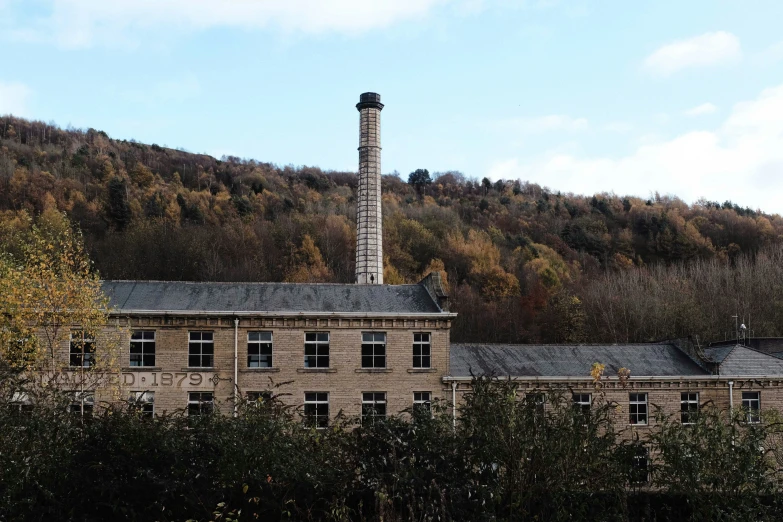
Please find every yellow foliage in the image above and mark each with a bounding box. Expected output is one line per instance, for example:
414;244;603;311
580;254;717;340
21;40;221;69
420;258;449;292
384;258;406;285
284;234;333;283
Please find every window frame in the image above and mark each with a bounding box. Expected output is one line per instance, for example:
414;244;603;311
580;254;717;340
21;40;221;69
630;445;650;484
130;391;155;418
303;392;329;429
412;332;432;369
413;391;432;414
69;391;95;415
572;393;592;416
742;391;761;424
361;332;387;369
188;331;214;368
188;391;214;416
680;392;699;424
361;392;387;425
247;331;273;368
130;330;156;367
69;331;96;368
629;393;648;425
304;332;330;368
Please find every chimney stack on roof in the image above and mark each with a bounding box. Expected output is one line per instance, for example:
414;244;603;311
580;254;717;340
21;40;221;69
355;92;384;284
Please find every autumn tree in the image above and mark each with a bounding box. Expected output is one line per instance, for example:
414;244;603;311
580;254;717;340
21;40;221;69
0;208;120;406
407;168;432;195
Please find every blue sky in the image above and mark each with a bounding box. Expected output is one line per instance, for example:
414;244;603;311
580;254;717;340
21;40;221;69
2;0;783;212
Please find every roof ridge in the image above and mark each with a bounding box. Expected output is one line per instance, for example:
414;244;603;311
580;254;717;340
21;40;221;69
451;342;671;347
102;280;420;287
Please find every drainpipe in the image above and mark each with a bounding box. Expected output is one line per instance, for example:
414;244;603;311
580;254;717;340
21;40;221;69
451;381;457;431
234;318;239;418
728;381;734;416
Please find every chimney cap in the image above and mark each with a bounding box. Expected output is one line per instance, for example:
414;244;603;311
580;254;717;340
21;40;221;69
357;92;384;111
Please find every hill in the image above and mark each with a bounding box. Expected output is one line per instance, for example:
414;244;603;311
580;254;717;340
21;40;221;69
2;115;783;344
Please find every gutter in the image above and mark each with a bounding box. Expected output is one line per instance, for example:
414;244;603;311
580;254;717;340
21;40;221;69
442;375;783;383
108;310;457;319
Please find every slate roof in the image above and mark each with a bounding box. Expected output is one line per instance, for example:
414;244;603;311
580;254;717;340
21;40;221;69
101;281;446;315
701;345;736;364
707;345;783;376
450;343;709;378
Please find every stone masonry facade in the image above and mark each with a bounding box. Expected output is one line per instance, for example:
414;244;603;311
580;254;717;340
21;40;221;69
56;313;451;421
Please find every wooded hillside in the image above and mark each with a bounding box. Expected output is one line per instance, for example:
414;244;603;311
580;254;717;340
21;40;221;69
2;115;782;344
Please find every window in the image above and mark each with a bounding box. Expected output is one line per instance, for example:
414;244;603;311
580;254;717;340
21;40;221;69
413;392;432;414
742;391;761;424
188;331;214;368
130;391;154;418
361;332;386;369
304;333;330;368
572;393;592;416
629;393;648;425
630;446;649;484
681;392;699;424
130;330;156;367
69;392;94;415
526;393;546;415
11;392;33;415
69;331;95;368
248;332;273;368
246;391;272;406
362;392;387;424
188;392;214;416
413;333;431;368
304;392;329;428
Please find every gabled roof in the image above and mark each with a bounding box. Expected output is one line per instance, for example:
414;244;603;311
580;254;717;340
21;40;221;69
102;281;448;316
706;345;783;376
450;343;710;378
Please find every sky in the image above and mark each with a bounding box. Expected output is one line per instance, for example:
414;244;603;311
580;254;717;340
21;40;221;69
1;0;783;213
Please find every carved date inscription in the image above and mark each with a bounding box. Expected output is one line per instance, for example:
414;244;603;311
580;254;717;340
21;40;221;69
121;372;208;388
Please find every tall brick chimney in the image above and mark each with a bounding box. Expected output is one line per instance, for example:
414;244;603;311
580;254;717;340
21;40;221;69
355;92;384;284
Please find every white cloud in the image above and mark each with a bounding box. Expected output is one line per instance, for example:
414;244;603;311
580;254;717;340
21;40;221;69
754;40;783;66
7;0;450;48
643;31;741;77
684;102;718;117
603;121;634;133
486;83;783;214
0;81;31;116
498;114;589;134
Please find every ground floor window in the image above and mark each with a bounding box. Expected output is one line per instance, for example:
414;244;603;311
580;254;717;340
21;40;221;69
69;392;95;416
246;391;272;406
413;391;431;414
742;391;761;424
130;391;154;418
304;392;329;428
362;392;387;425
188;392;214;416
630;445;649;484
11;392;33;415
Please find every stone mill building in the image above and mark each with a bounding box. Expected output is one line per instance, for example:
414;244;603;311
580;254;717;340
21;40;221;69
53;93;783;431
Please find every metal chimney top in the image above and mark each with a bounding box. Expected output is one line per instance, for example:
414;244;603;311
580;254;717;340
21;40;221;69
356;92;384;111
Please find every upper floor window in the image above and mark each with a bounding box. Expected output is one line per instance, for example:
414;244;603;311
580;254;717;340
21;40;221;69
248;332;273;368
629;393;648;425
304;333;330;368
188;331;214;368
361;332;386;369
130;330;156;367
681;392;699;424
742;391;761;424
69;331;95;368
413;333;431;368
